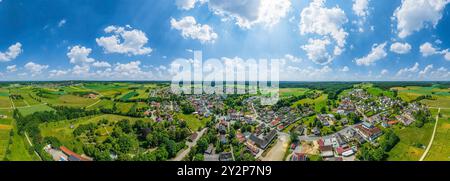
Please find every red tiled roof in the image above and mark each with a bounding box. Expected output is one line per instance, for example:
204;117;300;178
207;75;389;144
59;146;91;161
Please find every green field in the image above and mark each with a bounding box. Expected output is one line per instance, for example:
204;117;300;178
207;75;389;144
177;113;210;131
18;104;54;116
280;88;309;97
292;93;328;112
393;86;450;102
424;109;450;161
387;123;434;161
39;94;98;108
366;86;394;98
0;96;11;108
0;128;10;160
120;91;139;101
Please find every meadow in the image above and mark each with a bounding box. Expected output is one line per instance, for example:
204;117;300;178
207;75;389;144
18;104;55;116
176;113;210;132
280;88;309;98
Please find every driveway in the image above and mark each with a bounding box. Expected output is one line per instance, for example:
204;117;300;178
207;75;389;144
171;128;208;161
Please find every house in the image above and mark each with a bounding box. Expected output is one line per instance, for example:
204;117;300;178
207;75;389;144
205;144;214;155
312;127;321;136
59;146;92;161
291;153;307;161
317;114;336;126
236;132;246;143
204;154;219;161
44;145;68;161
218;124;227;135
220;135;228;144
320;145;334;158
189;132;198;142
245;141;260;156
249;129;277;149
324;157;343;161
144;110;152;117
86;93;97;99
219;152;233;161
355;124;383;142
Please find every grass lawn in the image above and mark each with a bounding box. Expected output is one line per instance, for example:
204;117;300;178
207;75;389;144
366;87;394;98
292;94;328;112
280;88;309;97
177;113;210;132
18;104;54;116
425;109;450;161
39;114;151;153
387;123;434;161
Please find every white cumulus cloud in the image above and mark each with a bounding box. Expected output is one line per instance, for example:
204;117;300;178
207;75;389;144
96;25;152;56
171;16;218;43
301;38;332;65
175;0;206;10
353;0;370;17
355;42;387;66
300;0;348;64
6;65;17;72
208;0;291;29
396;62;420;76
92;61;111;68
24;62;49;76
394;0;449;38
0;43;23;62
67;45;95;64
390;42;411;54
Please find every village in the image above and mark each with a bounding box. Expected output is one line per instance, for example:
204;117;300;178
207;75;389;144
137;86;429;161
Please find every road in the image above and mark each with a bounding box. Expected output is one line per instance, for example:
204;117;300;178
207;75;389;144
419;108;440;161
171;128;208;161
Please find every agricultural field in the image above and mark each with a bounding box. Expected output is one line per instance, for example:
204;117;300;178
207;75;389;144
0;90;11;108
387;122;434;161
39;114;152;153
18;104;54;116
392;85;450;103
39;94;98;108
280;88;309;97
0;126;11;160
425;109;450;161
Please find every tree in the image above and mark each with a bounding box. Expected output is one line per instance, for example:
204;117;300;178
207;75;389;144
197;137;209;153
290;131;299;143
193;153;204;161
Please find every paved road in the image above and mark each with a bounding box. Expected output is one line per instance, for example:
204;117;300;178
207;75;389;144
171;128;208;161
419;108;440;161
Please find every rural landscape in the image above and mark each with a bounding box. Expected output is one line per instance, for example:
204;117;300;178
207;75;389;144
0;81;448;161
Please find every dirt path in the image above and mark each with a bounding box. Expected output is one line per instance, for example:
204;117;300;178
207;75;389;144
261;133;289;161
171;128;207;161
420;108;440;161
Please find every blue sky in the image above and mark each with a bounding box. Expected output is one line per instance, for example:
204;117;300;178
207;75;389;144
0;0;449;81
